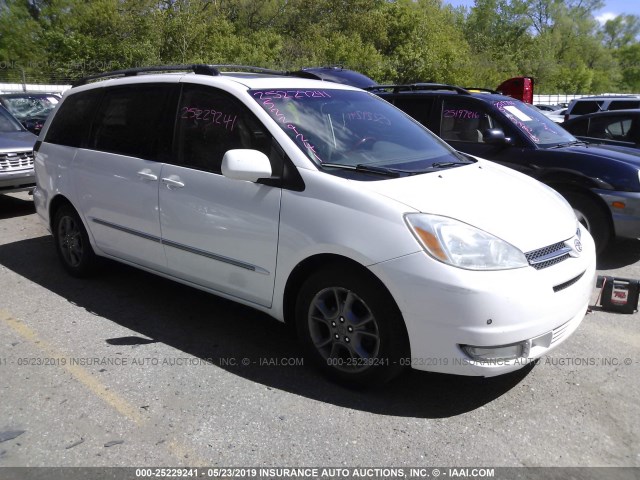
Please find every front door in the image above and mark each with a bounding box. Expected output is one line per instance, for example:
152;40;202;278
159;83;282;307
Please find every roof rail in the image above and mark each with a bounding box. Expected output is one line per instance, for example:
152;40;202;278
465;87;500;94
214;65;287;75
366;83;471;95
72;64;292;87
73;64;220;87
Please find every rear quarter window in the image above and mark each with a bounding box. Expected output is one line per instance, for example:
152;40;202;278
607;100;640;111
570;101;603;115
44;90;103;147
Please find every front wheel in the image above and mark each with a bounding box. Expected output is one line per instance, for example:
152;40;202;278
295;267;409;387
53;205;97;277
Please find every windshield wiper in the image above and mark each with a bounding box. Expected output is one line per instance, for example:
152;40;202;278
548;140;588;149
322;160;472;177
321;163;405;177
431;161;472;168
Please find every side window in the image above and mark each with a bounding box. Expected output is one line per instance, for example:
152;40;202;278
45;89;103;147
392;96;434;126
175;84;272;174
570;101;603;115
588;115;634;141
89;84;177;161
440;99;500;143
566;118;588;136
608;100;640;111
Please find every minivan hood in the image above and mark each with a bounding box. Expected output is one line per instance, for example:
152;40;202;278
0;131;37;151
362;160;577;253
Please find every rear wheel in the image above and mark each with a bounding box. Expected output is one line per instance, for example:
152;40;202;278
562;191;611;255
53;205;97;277
295;266;408;387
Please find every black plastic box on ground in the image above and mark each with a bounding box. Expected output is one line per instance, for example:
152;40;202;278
596;276;640;314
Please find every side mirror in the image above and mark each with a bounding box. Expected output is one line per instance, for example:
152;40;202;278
483;128;512;146
221;149;272;182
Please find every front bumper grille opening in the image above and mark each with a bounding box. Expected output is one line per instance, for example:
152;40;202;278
551;320;571;345
553;271;586;293
0;151;34;170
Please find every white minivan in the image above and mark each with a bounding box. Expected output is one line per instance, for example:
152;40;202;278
34;65;596;386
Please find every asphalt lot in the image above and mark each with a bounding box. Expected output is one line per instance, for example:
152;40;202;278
0;191;638;468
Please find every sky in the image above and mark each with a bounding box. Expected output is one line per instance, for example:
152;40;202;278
443;0;640;22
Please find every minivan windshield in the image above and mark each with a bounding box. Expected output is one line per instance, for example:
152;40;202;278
251;89;470;175
493;99;577;147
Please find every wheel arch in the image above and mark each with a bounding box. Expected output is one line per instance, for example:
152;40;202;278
48;194;77;232
282;254;407;338
548;181;614;235
48;194;97;245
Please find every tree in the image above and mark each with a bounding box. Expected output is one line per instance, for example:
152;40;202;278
0;0;45;82
602;14;640;49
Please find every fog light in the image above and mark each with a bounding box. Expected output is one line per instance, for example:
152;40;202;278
461;342;526;361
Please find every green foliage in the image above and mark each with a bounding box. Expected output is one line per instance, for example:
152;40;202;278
0;0;638;93
617;44;640;91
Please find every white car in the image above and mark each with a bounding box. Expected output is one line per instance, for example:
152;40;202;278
33;65;596;386
543;108;568;123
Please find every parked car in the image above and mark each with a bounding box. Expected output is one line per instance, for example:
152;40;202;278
564;95;640;122
349;83;640;254
34;65;595;386
0;104;37;194
290;66;378;89
563;109;640;149
0;93;61;135
535;104;562;112
543;108;567;124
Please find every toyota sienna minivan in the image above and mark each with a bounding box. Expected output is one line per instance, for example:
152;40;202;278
33;65;596;386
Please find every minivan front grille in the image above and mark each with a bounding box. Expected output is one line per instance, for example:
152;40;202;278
0;151;34;170
525;241;572;270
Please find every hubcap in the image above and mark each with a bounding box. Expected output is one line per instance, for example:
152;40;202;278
58;216;84;267
307;287;380;373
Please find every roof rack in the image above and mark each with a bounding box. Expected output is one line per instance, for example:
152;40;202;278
72;64;289;87
465;87;500;94
366;83;471;95
73;64;219;87
213;65;287;75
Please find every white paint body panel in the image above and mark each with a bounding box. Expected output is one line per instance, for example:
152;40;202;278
73;149;166;270
158;164;280;307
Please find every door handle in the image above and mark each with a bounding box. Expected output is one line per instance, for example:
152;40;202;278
137;170;158;181
161;176;185;189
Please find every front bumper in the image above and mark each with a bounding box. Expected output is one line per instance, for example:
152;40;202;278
369;231;596;376
595;189;640;239
0;168;35;193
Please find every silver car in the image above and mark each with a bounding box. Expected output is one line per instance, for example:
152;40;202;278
0;104;37;194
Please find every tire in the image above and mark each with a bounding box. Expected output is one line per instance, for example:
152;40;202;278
562;191;611;255
52;204;97;277
295;266;409;387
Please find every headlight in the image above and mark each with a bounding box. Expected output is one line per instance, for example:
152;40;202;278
405;213;528;270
